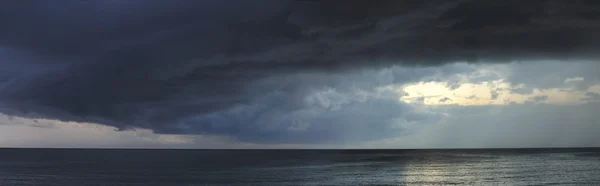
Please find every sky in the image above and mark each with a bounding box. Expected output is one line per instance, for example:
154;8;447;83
1;0;600;148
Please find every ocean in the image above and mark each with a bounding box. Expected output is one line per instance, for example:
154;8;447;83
0;148;599;185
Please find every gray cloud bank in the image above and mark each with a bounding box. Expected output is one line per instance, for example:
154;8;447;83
2;0;600;144
368;102;600;149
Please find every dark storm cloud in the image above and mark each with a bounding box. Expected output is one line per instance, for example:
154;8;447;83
2;0;600;143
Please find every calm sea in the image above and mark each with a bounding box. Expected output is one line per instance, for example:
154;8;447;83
0;148;599;185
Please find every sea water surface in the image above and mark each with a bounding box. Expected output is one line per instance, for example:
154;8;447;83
0;148;599;185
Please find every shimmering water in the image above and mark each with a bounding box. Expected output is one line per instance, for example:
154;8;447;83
0;148;599;185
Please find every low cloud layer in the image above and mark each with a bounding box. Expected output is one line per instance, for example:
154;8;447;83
369;102;600;149
2;0;600;144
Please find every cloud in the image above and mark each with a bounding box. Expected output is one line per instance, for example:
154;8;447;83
504;61;600;91
401;60;600;107
439;97;452;103
565;77;585;84
531;95;549;102
583;92;600;101
361;102;600;148
0;114;241;148
2;0;600;144
173;80;444;144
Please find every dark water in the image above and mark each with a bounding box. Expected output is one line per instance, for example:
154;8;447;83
1;148;599;185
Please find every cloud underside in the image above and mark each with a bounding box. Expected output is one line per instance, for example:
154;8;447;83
2;0;600;144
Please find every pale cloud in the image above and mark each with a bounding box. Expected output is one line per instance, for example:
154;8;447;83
399;62;600;106
0;114;225;148
589;84;600;93
565;77;585;84
582;92;600;101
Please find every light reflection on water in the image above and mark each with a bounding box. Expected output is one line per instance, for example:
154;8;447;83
399;152;600;185
0;149;599;185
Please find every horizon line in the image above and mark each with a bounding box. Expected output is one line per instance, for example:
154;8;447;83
1;147;599;150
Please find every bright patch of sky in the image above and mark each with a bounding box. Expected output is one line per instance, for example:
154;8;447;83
400;63;600;106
